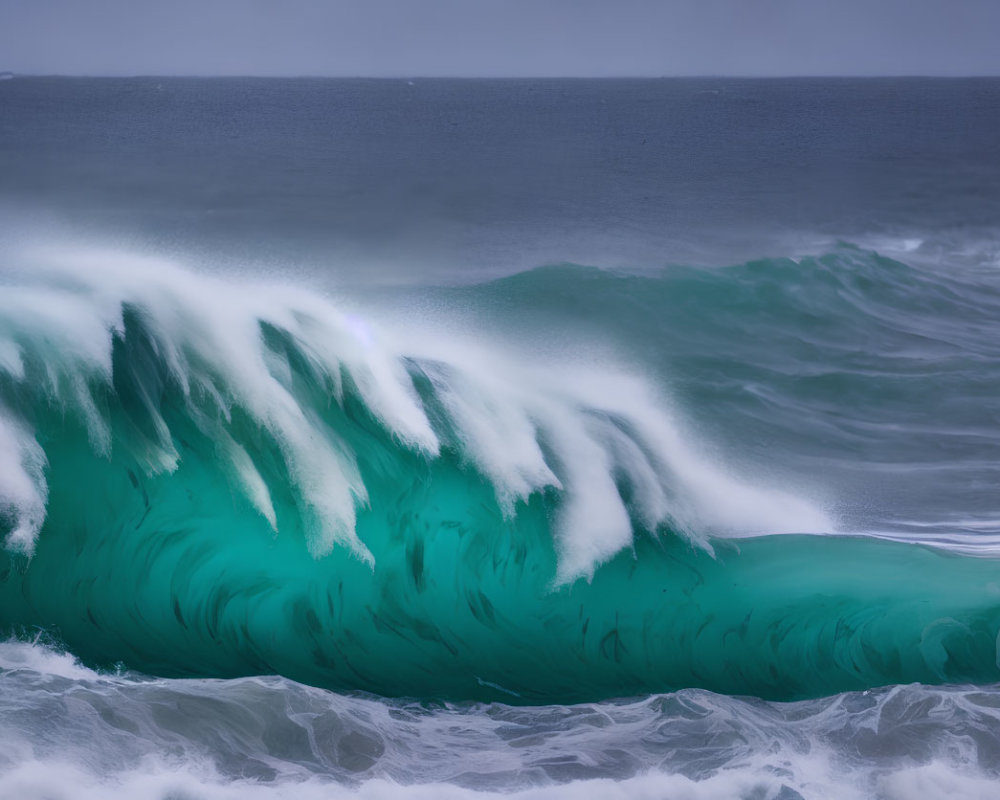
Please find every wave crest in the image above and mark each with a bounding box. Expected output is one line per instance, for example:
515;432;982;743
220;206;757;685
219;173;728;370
0;247;830;577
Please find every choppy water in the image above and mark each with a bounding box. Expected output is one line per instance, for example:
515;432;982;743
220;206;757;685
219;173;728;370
1;77;1000;798
4;640;1000;800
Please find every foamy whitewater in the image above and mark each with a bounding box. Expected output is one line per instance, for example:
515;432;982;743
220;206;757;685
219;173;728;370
2;77;1000;798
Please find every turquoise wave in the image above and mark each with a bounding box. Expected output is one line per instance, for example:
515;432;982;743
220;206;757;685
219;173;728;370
1;252;999;703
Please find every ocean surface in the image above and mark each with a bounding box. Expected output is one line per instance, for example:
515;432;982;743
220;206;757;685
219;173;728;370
1;77;1000;799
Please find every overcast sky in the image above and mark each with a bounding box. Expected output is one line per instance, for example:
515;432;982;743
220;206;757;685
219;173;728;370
3;0;999;77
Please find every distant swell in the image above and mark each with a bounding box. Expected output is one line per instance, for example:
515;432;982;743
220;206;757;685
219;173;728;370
1;248;1000;702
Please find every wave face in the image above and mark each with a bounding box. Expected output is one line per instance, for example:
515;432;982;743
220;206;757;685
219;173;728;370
2;249;1000;703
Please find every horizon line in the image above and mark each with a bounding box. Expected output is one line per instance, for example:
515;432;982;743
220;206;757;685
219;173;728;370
4;72;1000;81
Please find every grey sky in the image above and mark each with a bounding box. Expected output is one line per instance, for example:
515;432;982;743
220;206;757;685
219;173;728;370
3;0;999;77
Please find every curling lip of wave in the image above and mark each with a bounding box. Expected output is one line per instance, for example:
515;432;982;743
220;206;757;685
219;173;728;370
0;246;831;579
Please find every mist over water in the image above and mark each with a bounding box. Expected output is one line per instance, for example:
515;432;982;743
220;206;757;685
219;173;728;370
2;77;1000;798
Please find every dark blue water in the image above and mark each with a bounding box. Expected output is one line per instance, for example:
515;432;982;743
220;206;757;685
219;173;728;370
3;78;999;279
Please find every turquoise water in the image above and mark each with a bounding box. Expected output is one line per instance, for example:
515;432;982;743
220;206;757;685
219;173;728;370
2;251;1000;705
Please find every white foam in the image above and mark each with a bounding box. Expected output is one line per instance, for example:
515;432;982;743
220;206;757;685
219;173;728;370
0;639;98;681
1;639;994;800
0;761;821;800
0;410;48;555
878;763;1000;800
394;337;833;580
0;245;834;575
4;757;995;800
0;338;23;379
